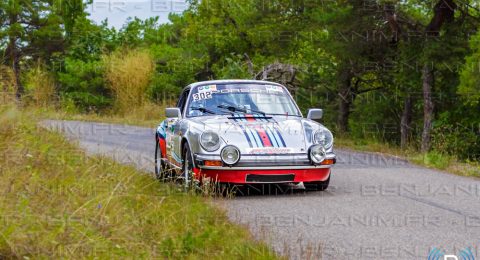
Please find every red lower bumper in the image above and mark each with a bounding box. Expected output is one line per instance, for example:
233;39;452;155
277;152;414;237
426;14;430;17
195;168;331;184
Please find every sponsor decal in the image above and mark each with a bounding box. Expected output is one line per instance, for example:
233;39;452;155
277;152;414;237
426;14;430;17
157;121;167;139
266;85;284;93
197;85;217;93
246;147;292;154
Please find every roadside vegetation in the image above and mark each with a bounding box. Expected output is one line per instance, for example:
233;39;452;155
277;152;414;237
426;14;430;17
0;105;278;259
336;137;480;178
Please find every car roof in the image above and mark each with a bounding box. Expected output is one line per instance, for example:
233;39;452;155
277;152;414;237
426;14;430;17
182;79;284;92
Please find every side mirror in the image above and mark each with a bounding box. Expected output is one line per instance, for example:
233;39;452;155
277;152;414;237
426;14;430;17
307;108;323;120
166;107;182;119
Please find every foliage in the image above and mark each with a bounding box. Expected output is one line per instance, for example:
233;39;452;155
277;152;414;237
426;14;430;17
56;17;117;112
458;31;480;105
57;58;111;112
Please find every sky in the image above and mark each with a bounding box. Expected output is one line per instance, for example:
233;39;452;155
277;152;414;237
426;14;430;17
88;0;189;28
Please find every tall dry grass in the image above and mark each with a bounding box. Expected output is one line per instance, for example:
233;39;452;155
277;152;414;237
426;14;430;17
25;64;56;107
103;49;155;113
0;65;16;104
0;107;278;259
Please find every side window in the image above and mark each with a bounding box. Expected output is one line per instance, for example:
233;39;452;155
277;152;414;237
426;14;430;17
177;89;190;115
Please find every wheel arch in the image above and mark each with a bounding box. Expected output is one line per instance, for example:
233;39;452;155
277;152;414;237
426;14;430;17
181;137;196;168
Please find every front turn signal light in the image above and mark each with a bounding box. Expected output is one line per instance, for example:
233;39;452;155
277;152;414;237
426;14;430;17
204;160;223;166
321;159;336;165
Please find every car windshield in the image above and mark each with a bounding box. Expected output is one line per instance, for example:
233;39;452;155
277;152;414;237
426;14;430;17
186;84;301;117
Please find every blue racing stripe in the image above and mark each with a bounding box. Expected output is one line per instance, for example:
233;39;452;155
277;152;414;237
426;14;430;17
243;116;265;147
235;118;253;148
248;125;263;148
238;116;261;147
274;127;287;147
246;127;259;147
270;125;283;147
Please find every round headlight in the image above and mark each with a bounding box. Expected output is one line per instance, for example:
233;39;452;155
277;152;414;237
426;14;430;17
309;144;326;164
200;131;220;152
313;129;333;149
220;145;240;165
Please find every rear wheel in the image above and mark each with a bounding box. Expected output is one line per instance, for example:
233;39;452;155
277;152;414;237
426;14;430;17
304;176;330;191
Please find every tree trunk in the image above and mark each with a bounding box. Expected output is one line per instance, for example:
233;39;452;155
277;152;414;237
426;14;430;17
400;95;412;149
337;68;353;133
8;13;24;100
12;50;23;99
421;65;434;152
419;0;455;152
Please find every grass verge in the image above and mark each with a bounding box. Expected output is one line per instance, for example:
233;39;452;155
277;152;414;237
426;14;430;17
0;106;278;259
336;137;480;178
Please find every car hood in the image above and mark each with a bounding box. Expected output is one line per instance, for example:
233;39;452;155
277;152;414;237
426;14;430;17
189;115;324;155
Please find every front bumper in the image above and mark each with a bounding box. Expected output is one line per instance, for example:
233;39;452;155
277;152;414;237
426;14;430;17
193;153;335;184
196;168;331;184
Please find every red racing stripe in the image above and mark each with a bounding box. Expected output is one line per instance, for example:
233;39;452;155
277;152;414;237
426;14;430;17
245;114;255;122
245;114;272;147
158;138;167;158
256;127;272;147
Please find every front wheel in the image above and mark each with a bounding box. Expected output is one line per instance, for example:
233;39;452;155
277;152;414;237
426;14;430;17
304;176;330;191
182;144;197;190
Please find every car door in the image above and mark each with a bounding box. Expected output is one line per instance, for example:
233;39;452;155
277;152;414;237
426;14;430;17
167;88;189;166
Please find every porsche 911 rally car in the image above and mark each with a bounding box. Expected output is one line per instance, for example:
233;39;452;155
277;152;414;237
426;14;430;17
155;80;336;190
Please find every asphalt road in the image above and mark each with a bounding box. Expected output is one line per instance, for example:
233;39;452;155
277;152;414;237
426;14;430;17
42;120;480;260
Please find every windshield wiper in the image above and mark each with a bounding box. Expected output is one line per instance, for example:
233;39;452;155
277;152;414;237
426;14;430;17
190;106;217;115
217;104;266;116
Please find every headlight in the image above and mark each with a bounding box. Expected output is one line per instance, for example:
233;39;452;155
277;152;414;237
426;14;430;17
313;128;333;149
309;144;326;164
200;131;220;152
220;145;240;165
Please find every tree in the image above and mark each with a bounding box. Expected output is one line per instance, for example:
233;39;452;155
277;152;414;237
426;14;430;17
334;1;394;133
57;18;116;111
0;0;64;99
55;0;90;38
421;0;456;152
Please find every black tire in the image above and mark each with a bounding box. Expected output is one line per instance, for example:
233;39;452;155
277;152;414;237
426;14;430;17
304;176;330;191
182;144;196;189
154;140;166;180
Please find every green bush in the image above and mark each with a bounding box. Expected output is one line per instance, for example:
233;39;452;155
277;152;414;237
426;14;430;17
431;122;480;161
421;151;451;170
